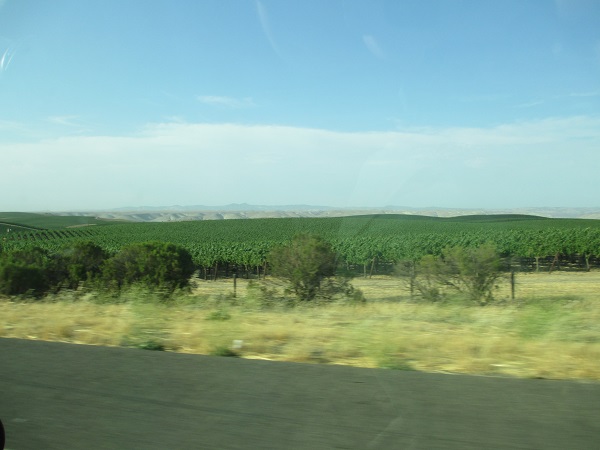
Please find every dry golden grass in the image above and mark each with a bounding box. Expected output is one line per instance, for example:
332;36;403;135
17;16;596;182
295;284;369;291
1;271;599;381
0;300;132;346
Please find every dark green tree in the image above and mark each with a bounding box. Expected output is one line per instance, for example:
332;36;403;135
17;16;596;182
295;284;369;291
101;241;195;292
268;234;343;301
51;241;108;289
0;247;50;297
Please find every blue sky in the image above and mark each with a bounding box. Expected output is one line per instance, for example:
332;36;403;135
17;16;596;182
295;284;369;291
1;0;599;211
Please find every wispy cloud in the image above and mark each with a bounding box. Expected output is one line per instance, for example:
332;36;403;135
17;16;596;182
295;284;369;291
256;1;282;59
455;93;510;103
0;47;15;72
362;35;385;59
46;115;82;127
197;95;255;108
44;115;93;135
516;100;544;108
515;91;599;108
0;119;29;135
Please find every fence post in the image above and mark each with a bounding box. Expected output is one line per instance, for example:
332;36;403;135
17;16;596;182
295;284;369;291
510;270;515;301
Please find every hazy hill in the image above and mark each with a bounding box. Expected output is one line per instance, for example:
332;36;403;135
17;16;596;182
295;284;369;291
51;205;600;222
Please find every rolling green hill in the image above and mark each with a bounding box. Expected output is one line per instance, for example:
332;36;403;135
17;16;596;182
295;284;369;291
0;212;116;230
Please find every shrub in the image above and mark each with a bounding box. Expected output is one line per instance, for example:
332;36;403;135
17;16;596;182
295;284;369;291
268;234;341;301
50;241;108;289
413;255;446;302
0;261;48;297
138;340;166;351
101;241;195;292
210;346;239;357
0;247;51;297
442;244;502;304
206;309;231;321
413;244;502;305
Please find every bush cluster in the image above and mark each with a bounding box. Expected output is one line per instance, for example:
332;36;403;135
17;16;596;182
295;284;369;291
268;234;363;303
399;243;502;305
0;241;195;298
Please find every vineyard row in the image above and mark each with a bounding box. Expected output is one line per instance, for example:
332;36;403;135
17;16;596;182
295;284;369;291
2;217;600;273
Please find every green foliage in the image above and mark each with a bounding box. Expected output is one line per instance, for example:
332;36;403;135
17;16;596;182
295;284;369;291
101;241;195;292
3;213;600;294
346;286;367;304
412;255;445;302
414;244;502;305
0;247;51;297
0;212;108;229
443;244;502;304
378;357;417;371
210;346;239;357
268;234;338;301
3;214;600;274
206;309;232;321
138;340;166;351
0;223;37;234
0;261;48;297
51;241;108;289
314;277;363;303
244;279;292;309
6;246;50;267
0;242;107;295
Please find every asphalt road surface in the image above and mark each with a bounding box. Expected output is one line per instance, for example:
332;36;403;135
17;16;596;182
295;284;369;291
1;338;599;449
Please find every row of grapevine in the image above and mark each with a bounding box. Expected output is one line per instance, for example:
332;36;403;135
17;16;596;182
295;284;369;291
2;216;600;274
2;228;96;242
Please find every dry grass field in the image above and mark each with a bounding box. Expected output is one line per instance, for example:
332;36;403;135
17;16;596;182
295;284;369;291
1;271;599;381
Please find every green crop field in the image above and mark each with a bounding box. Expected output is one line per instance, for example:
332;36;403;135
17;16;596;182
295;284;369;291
2;213;600;274
0;212;112;230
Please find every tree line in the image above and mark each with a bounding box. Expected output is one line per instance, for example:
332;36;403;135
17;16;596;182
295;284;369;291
0;233;557;306
0;241;195;298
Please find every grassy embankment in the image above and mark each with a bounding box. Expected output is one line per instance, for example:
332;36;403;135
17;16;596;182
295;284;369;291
1;271;599;381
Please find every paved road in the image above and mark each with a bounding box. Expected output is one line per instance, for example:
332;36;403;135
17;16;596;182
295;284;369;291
1;338;599;449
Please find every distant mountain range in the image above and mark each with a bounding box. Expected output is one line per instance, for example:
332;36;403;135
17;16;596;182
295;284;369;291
110;203;336;212
55;205;600;222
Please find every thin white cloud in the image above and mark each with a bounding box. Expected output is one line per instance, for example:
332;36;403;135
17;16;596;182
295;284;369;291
162;115;186;123
455;93;510;103
46;115;81;127
516;100;544;108
0;47;15;72
0;119;25;130
515;91;598;108
1;117;599;210
362;35;385;59
197;95;255;108
256;1;282;59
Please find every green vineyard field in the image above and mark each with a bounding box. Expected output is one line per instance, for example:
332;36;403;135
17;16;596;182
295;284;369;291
0;212;111;230
2;213;600;273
